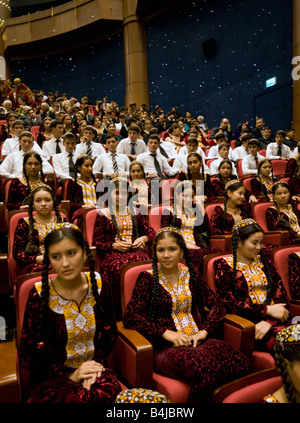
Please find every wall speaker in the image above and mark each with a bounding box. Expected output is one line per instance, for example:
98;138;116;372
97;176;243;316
202;38;217;58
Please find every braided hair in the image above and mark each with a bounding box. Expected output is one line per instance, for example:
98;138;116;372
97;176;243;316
25;185;62;255
273;343;300;403
257;159;274;199
222;180;245;231
72;155;97;202
187;152;205;181
147;229;206;323
272;181;298;231
231;221;273;303
217;159;237;187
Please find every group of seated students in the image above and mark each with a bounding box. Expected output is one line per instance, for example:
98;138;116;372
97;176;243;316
2;98;300;404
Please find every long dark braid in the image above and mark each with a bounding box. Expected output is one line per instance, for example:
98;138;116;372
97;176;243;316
272;182;294;230
223;180;244;231
231;222;274;304
23;151;46;196
273;343;300;403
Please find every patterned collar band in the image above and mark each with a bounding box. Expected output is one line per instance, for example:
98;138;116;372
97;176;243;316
156;226;182;236
46;222;80;236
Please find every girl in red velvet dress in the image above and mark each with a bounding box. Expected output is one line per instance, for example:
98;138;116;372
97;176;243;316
266;181;300;244
123;227;252;403
92;177;156;319
248;158;278;201
13;185;63;275
211;159;238;197
161;180;221;269
19;223;121;403
6;151;54;212
210;180;252;235
214;219;291;353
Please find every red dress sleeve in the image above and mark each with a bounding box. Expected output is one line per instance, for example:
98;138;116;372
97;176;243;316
12;218;39;268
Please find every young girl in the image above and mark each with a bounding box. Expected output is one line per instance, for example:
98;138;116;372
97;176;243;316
129;161;150;209
6;151;52;211
122;227;252;403
249;159;277;201
36;117;53;148
264;324;300;403
180;152;213;202
210;180;251;234
92;177;156;319
64;155;98;227
13;185;63;274
214;218;290;353
161;180;221;268
211;159;238;197
266;181;300;244
19;223;121;403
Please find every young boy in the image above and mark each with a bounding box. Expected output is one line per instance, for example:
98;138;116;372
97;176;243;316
117;124;147;161
241;138;265;176
75;125;105;160
210;143;238;176
92;135;130;179
42;119;65;160
52;132;79;181
266;130;293;160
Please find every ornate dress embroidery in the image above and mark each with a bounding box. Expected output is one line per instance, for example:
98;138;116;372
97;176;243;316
224;256;273;304
165;206;196;247
157;267;199;336
35;272;102;369
77;179;97;206
24;216;58;255
261;179;274;200
101;207;133;243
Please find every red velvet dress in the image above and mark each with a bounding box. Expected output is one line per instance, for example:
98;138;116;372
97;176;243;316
92;209;156;320
122;268;252;403
161;210;222;268
288;252;300;299
214;257;291;352
265;204;300;244
19;274;122;403
177;174;214;202
211;176;237;197
210;203;252;235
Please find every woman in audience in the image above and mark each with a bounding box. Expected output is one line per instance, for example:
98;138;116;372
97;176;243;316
161;180;221;268
210;180;251;234
6;151;52;211
214;218;290;353
36;117;53;147
263;324;300;403
141;118;153;144
164;123;186;149
13;185;63;275
211;159;238;197
266;181;300;244
64;155;98;227
61;114;74;135
123;227;252;403
129;161;150;209
248;159;277;201
19;222;121;403
92;177;156;319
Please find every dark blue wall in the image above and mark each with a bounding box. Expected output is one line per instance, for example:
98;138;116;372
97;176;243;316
11;0;293;132
146;0;293;131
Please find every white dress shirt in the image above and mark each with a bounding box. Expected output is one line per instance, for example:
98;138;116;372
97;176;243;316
232;145;249;162
2;136;45;158
241;153;265;176
92;151;131;177
266;142;293;160
75;140;106;160
207;144;235;161
158;140;178;159
42;137;65;160
0;150;54;179
173;154;210;174
136;150;178;177
117;138;147;156
52;151;80;180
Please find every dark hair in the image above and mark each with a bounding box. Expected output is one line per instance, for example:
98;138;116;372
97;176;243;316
271;182;297;231
25;185;62;256
73;155;96;201
187;152;204;180
23;152;46;194
129;161;146;180
217;159;236;186
63;132;76;142
186;137;198;145
50;119;63;130
12;119;25;128
20;131;34;141
256;159;274;199
148;134;160;143
147;230;205;322
273;343;300;403
218;142;229;151
223;181;245;228
248;138;260;147
231;222;273;302
276;130;286;137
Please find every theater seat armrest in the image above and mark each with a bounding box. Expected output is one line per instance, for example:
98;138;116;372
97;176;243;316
115;322;153;388
222;314;255;360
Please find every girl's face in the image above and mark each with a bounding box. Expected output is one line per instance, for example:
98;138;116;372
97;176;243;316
78;159;93;179
259;161;272;177
274;186;290;206
130;164;144;180
187;156;201;174
176;187;194;211
48;237;85;283
238;231;264;260
219;163;232;179
228;186;246;205
33;189;54;216
25;156;42;178
156;235;183;273
63;115;72;127
44;119;52;130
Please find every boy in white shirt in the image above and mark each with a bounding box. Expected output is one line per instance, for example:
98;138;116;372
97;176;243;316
241;139;264;176
266;130;293;160
42;119;65;160
93;135;131;179
52;132;79;181
75;125;106;160
117;124;147;161
210;143;237;176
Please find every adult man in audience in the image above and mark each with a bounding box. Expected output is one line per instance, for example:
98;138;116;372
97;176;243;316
284;128;297;150
117;124;147;161
266;130;293;160
40;102;56;120
210;118;233;141
258;126;274;149
252;117;265;140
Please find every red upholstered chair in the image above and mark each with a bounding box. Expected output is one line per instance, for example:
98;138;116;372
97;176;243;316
202;253;276;371
271;159;287;177
259;149;266;157
213;368;281;403
117;260;265;402
161;178;179;205
205;203;233;251
251;202;289;245
206;158;217;168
